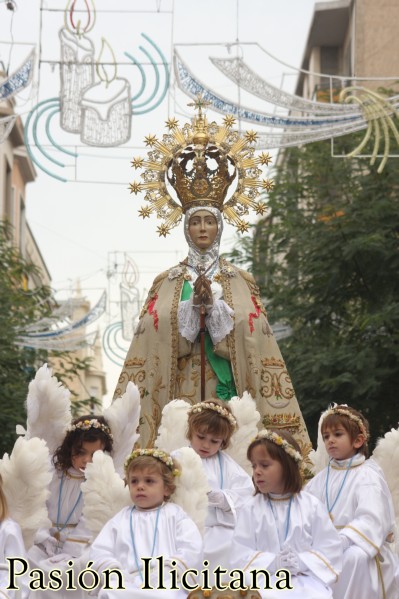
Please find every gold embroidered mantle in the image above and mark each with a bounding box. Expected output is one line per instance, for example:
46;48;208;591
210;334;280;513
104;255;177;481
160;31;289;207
114;258;310;453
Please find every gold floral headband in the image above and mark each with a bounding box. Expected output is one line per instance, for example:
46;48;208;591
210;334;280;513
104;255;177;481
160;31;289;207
322;406;369;440
124;448;181;477
189;402;237;428
254;429;303;463
67;418;113;439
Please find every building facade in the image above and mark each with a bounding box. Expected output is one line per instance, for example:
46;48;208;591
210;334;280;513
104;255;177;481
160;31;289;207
0;86;51;288
0;72;107;407
296;0;399;101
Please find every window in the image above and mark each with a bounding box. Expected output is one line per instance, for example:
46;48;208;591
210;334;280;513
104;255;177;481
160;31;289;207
320;46;340;75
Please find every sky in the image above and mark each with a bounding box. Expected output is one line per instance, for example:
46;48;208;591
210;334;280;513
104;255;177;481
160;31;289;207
0;0;330;402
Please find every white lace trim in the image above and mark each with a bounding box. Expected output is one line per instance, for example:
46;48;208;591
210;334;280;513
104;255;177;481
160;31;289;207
178;298;201;342
178;285;234;344
206;299;234;344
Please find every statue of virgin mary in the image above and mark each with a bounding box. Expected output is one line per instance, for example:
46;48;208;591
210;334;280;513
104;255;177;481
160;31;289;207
114;99;311;458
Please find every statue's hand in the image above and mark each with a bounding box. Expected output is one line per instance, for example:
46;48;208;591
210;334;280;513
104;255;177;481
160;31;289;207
193;275;213;308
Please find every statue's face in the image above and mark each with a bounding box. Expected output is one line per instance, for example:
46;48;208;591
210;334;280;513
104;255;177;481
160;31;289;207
188;209;218;250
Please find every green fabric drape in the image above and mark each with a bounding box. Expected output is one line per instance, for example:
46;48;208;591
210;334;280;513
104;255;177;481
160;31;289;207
181;280;236;401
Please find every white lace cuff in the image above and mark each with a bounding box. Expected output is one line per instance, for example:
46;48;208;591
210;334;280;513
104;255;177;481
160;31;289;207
206;299;234;344
178;298;201;342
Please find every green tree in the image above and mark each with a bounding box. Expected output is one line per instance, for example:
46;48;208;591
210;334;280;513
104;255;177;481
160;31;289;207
0;222;51;454
227;139;399;447
0;223;96;455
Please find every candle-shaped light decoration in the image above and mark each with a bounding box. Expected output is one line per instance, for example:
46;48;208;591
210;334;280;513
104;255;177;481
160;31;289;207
120;256;141;341
59;0;96;133
80;37;132;146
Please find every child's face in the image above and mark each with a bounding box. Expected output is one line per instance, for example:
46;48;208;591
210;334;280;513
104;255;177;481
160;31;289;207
71;439;105;471
190;429;224;458
128;467;170;510
250;444;285;495
322;425;364;460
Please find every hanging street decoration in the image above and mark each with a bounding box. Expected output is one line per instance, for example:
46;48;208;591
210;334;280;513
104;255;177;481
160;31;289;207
2;3;398;176
174;50;399;172
102;255;142;367
79;37;131;146
126;32;170;116
59;1;96;133
23;2;170;180
0;48;35;102
4;1;170;180
0;49;35;143
15;291;106;352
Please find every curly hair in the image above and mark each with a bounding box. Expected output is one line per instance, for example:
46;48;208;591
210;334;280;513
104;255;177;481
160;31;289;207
53;414;113;472
125;455;177;500
186;398;235;449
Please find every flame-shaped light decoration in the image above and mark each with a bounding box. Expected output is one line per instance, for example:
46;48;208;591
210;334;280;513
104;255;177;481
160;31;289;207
64;0;96;38
339;87;399;173
96;37;117;88
122;255;140;289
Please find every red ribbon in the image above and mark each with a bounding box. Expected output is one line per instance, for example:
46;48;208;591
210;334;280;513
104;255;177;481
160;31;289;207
248;295;261;334
148;294;159;331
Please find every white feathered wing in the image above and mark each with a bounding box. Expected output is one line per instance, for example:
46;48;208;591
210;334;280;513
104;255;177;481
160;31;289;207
170;446;209;535
308;407;330;475
104;381;141;476
82;447;209;538
81;451;130;537
0;436;52;548
225;392;260;475
22;363;71;455
372;427;399;555
155;399;191;453
82;382;141;536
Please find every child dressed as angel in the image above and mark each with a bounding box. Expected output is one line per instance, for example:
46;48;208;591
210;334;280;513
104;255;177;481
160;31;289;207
173;398;254;575
306;404;399;599
18;364;140;599
89;449;203;598
28;413;114;567
230;429;343;598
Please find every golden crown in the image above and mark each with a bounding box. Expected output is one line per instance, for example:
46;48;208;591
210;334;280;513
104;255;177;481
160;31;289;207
129;96;274;236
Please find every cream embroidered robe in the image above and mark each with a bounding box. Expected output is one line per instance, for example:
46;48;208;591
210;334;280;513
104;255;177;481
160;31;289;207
114;258;310;453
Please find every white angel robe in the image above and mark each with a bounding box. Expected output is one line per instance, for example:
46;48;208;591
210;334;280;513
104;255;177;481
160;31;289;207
306;453;399;599
89;502;203;598
28;467;90;599
0;518;29;599
200;450;254;574
229;491;343;599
